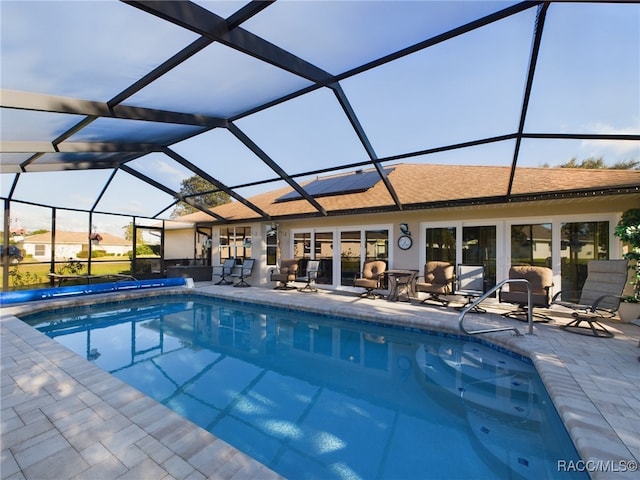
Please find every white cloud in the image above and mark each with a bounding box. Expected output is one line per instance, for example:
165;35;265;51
580;121;640;158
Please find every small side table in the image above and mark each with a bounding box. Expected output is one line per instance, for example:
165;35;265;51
386;269;418;302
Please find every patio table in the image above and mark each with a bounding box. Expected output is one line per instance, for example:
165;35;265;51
385;269;418;302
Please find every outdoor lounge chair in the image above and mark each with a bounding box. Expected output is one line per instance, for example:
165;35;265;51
297;260;320;292
415;261;455;305
354;260;386;299
455;264;487;312
213;258;237;285
231;258;255;288
499;265;553;322
270;258;299;289
550;259;628;337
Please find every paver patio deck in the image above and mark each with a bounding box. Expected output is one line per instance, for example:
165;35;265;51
2;282;639;479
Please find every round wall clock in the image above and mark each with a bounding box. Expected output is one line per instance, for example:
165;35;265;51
398;235;413;250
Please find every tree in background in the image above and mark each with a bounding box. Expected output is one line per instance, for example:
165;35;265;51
550;157;639;170
122;223;143;243
171;176;231;218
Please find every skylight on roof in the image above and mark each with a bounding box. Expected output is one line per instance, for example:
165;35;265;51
277;168;394;202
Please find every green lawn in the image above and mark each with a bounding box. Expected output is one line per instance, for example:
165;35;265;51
1;259;134;289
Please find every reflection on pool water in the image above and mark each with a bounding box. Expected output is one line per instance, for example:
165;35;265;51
23;295;586;479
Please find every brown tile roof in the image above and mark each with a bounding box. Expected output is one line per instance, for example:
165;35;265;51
178;164;640;223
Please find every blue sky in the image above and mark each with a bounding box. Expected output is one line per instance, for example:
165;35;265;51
1;1;638;236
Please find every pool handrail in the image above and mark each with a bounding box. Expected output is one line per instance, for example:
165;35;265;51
458;278;534;336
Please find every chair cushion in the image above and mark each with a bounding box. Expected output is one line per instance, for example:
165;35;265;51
279;259;299;274
272;273;293;282
423;261;454;284
363;261;386;278
500;290;550;307
502;265;553;307
355;260;386;291
507;266;552;294
354;278;379;289
271;259;299;282
579;259;628;311
416;282;449;294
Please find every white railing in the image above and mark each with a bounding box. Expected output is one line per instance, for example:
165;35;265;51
458;278;534;336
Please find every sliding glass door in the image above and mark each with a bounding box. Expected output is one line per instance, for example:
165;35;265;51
293;230;333;286
424;224;496;289
340;231;361;286
339;230;389;287
560;221;609;298
315;232;333;285
462;226;496;289
292;227;388;288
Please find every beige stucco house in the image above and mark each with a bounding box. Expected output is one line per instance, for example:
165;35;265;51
165;163;640;295
22;231;131;261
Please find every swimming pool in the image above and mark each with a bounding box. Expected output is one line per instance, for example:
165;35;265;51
22;295;586;479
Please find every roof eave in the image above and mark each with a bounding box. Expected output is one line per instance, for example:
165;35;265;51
200;185;639;226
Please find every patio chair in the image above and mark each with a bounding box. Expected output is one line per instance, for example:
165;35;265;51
213;258;236;285
231;258;255;288
455;264;487;313
415;261;455;306
550;259;628;337
297;260;320;292
354;260;386;299
270;258;299;290
499;265;553;322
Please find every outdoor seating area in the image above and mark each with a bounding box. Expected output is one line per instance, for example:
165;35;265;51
211;258;256;287
245;257;633;340
299;258;634;340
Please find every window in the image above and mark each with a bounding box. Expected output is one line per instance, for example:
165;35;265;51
293;232;312;259
266;225;278;266
219;226;251;262
560;221;609;296
365;230;388;262
511;223;552;267
425;227;456;262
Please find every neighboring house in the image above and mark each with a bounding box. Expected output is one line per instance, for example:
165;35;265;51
165;163;640;294
22;231;131;261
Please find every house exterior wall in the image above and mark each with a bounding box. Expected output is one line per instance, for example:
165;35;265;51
164;194;638;290
22;243;130;261
165;229;195;261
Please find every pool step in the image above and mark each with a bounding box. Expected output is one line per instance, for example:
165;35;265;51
417;342;534;388
466;406;549;479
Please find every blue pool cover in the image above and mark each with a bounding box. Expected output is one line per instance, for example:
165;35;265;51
0;277;190;305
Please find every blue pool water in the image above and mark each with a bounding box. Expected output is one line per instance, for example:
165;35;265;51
22;295;586;479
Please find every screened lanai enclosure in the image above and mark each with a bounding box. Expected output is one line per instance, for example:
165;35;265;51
1;1;639;291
